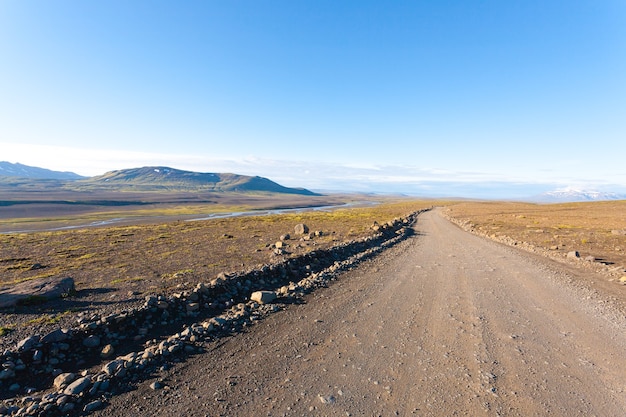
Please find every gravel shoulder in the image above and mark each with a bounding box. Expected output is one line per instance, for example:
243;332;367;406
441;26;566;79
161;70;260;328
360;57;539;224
93;208;626;416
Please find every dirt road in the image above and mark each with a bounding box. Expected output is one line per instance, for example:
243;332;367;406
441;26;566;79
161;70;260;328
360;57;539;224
97;209;626;416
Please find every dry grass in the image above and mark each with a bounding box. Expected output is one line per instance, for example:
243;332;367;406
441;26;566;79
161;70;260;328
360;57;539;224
446;200;626;268
0;201;435;299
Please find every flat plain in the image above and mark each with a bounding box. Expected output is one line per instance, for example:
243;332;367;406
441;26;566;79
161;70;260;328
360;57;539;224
0;195;433;346
2;197;626;416
445;200;626;273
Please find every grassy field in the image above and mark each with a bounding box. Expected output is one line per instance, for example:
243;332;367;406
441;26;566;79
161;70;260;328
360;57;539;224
445;200;626;270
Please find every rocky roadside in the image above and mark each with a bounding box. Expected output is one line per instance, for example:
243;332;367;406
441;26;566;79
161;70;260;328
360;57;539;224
441;210;626;294
0;210;427;416
442;208;626;281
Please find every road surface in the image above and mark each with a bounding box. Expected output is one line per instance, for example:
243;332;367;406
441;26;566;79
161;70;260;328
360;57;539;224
97;209;626;416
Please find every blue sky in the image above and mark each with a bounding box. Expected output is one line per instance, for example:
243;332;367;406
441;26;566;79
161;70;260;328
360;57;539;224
1;1;625;198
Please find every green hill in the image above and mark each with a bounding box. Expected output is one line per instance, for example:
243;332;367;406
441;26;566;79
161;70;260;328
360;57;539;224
75;166;318;195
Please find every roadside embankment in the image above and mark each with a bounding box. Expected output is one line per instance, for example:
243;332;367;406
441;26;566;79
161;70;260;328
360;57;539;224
0;209;429;416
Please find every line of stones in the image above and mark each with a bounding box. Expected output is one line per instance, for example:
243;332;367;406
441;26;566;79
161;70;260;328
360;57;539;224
0;210;425;416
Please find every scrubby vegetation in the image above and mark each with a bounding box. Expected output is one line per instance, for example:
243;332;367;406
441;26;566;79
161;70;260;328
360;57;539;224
0;201;436;299
446;200;626;268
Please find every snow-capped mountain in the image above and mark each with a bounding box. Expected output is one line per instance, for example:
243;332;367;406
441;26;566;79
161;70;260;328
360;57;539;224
534;188;626;203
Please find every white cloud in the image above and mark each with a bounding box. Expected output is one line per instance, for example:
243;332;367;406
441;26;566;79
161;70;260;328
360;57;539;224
2;142;625;198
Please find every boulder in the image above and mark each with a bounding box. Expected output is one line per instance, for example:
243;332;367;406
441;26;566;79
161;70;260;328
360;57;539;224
294;224;309;235
63;376;91;395
17;335;40;351
54;373;76;390
0;277;74;308
567;251;580;259
250;291;277;304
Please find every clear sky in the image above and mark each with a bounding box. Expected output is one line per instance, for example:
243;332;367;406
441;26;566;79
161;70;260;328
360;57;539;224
1;1;625;198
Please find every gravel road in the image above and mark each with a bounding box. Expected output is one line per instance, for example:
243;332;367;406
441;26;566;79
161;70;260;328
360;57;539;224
96;209;626;416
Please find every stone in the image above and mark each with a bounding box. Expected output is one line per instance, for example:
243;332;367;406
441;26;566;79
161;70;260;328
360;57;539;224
64;376;91;395
186;302;200;312
584;256;596;262
280;234;290;241
54;373;76;389
567;251;580;259
250;291;277;304
275;241;284;249
100;344;115;359
0;276;74;308
0;369;15;380
150;381;163;390
17;335;40;351
294;224;309;235
83;400;103;412
41;329;69;344
32;350;43;362
83;335;101;348
102;360;124;376
318;394;336;404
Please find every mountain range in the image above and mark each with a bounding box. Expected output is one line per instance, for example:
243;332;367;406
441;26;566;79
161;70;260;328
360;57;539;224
0;161;317;196
0;161;84;180
532;189;626;203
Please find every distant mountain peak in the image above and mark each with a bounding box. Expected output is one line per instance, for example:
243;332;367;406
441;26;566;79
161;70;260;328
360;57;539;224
534;187;625;202
0;161;84;180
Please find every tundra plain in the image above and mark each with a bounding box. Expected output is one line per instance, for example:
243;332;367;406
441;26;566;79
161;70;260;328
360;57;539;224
1;197;625;416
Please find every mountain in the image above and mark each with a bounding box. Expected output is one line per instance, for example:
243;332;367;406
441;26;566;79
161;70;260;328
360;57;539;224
0;161;84;180
533;188;626;203
76;166;319;195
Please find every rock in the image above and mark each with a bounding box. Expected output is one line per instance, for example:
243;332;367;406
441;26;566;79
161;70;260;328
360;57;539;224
150;381;163;390
41;329;69;344
318;394;336;404
64;375;91;395
294;224;309;235
275;241;284;249
32;350;43;362
83;400;103;412
54;373;76;389
250;291;277;304
0;369;15;380
567;251;580;259
100;344;115;359
584;256;596;262
186;302;200;313
83;335;101;348
17;335;40;351
101;360;124;377
280;234;290;241
0;276;74;308
619;276;626;283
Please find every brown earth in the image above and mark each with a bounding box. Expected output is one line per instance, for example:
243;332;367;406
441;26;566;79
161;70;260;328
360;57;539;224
92;208;626;416
0;200;431;349
445;200;626;274
2;200;626;416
